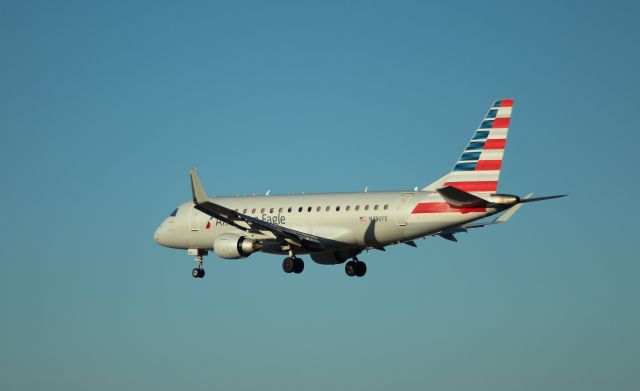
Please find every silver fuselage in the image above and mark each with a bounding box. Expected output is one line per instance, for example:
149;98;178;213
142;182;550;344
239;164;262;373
154;190;499;255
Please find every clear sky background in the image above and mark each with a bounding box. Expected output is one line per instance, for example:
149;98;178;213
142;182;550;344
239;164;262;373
1;1;639;390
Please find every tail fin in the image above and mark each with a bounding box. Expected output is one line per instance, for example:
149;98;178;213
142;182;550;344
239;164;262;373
424;99;514;193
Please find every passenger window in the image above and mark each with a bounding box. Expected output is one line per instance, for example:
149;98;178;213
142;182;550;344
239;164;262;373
298;207;303;212
279;207;283;213
384;204;388;210
326;206;330;212
261;208;265;213
355;205;360;211
374;205;378;211
346;205;350;211
316;206;321;212
252;208;256;214
288;207;292;213
243;208;247;214
270;208;274;213
336;206;340;212
307;207;312;212
169;208;178;217
365;205;369;211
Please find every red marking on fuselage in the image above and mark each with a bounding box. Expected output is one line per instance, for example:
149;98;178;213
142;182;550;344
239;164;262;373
206;221;211;229
412;202;486;214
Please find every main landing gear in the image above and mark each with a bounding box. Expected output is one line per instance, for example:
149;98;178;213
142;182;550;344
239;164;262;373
345;258;367;277
192;252;206;278
282;257;304;274
282;250;304;274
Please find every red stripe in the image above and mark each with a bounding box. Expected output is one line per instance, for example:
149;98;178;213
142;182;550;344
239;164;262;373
483;139;506;149
475;160;502;170
411;202;486;214
444;181;498;192
492;117;510;128
500;99;514;107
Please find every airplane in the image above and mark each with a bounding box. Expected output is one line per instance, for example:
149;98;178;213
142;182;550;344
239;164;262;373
154;99;565;278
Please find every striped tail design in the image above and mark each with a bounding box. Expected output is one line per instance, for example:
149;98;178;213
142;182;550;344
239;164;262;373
442;99;513;193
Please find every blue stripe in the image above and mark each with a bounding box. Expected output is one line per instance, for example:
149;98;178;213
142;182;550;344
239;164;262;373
486;109;498;118
480;120;494;129
460;152;481;161
472;130;490;140
453;162;477;171
466;141;486;150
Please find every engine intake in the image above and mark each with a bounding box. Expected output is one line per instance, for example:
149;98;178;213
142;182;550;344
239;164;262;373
213;233;263;259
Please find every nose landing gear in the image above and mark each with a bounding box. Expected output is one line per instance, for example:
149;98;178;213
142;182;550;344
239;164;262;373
190;249;207;278
192;267;205;278
345;258;366;277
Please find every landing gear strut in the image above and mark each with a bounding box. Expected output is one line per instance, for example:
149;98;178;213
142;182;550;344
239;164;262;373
282;250;304;274
345;258;366;277
192;251;206;278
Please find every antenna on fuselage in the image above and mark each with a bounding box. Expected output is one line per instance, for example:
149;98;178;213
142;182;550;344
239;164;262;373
265;190;270;196
364;186;368;192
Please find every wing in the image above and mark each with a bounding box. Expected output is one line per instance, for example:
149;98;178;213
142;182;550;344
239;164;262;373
189;168;325;251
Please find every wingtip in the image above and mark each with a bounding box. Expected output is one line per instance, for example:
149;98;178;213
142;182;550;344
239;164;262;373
189;168;208;204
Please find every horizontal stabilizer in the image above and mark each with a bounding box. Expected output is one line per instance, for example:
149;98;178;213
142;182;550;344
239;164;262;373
437;186;487;208
494;193;532;222
520;194;567;203
464;193;533;228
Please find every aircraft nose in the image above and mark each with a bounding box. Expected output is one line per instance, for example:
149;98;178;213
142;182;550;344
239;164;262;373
154;225;166;246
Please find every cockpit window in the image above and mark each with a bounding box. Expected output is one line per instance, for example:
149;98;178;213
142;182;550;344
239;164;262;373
169;208;178;217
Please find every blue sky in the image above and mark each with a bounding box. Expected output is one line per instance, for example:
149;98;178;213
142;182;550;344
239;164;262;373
1;1;639;390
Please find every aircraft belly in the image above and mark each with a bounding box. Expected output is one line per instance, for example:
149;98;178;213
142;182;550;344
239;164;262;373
405;212;487;238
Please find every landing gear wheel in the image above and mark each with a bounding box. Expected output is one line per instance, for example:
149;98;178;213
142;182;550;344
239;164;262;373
282;257;295;273
192;252;206;278
293;258;304;274
355;261;367;277
345;261;357;277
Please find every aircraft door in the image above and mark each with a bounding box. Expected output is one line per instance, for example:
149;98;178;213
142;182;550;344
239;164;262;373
395;193;413;226
188;205;201;231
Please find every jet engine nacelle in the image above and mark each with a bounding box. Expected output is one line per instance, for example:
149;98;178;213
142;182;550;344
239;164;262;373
213;233;263;259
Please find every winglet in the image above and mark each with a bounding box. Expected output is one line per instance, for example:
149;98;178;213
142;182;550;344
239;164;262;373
189;168;209;204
